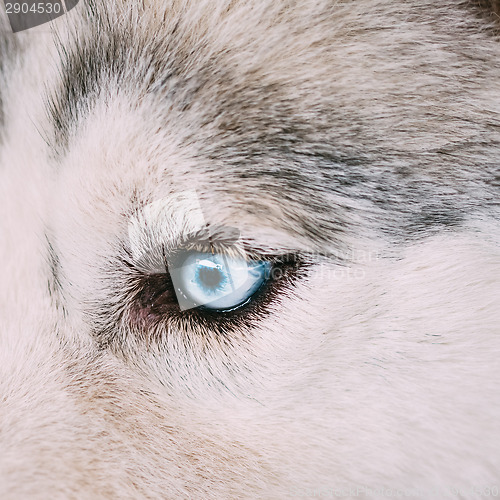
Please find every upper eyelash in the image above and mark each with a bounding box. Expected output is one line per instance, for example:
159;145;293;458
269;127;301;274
126;227;309;273
170;226;299;259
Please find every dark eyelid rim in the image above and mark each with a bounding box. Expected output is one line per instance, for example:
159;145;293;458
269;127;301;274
125;222;315;276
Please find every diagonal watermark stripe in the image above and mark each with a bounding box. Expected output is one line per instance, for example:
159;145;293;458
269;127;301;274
2;0;79;32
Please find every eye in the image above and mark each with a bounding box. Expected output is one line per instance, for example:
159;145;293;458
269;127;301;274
171;252;271;311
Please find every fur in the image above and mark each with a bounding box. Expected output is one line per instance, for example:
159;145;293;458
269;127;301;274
1;1;499;498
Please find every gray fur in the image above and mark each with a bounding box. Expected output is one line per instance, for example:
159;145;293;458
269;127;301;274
47;1;500;247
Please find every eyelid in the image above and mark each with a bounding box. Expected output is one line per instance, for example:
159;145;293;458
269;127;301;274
127;200;314;266
126;222;311;274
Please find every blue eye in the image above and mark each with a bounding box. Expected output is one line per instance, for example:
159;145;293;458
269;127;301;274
173;252;271;311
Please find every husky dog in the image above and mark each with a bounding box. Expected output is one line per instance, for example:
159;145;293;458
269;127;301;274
1;1;499;498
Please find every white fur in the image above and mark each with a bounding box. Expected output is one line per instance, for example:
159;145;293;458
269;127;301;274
1;1;500;498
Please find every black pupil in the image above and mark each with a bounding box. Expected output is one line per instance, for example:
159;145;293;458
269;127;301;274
198;266;224;291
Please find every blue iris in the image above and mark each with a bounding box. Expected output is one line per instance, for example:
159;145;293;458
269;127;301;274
178;252;271;310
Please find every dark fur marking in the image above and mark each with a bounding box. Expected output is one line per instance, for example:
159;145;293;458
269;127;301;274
463;0;500;35
47;3;184;153
45;232;67;316
47;1;497;251
473;0;500;19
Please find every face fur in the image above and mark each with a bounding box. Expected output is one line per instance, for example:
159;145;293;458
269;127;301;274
1;1;500;498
